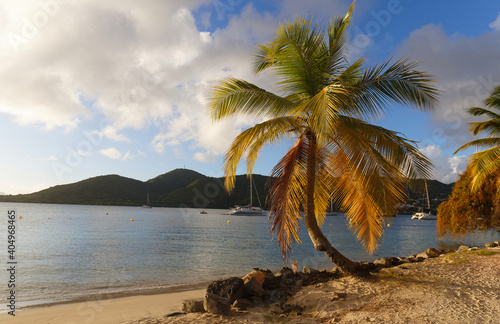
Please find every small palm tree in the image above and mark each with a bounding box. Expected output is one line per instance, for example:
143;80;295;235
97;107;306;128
455;84;500;190
209;2;439;274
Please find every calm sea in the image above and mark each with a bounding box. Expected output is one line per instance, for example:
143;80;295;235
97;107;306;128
0;202;498;312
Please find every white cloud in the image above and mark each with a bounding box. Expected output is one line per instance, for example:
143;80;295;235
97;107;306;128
99;126;130;143
0;0;373;165
397;20;500;149
489;12;500;30
76;150;92;157
99;147;122;160
35;155;58;161
193;151;216;162
121;151;133;161
99;147;133;161
420;145;467;183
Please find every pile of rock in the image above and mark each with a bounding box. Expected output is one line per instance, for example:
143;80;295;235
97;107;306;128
484;241;499;248
182;266;341;315
372;247;443;268
372;242;500;269
457;241;499;251
181;242;500;316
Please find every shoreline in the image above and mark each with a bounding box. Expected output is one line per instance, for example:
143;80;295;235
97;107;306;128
11;281;210;313
2;246;499;324
1;288;207;324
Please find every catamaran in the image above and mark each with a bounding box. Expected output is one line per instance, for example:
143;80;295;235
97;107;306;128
412;181;437;220
228;175;264;216
141;193;152;208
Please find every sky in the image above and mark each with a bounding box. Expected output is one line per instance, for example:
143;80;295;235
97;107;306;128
0;0;500;195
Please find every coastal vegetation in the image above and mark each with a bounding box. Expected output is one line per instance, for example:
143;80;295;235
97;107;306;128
0;169;450;209
0;169;266;208
209;2;440;274
438;84;500;236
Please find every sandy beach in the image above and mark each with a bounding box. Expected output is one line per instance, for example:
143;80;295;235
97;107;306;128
1;289;206;324
2;247;499;324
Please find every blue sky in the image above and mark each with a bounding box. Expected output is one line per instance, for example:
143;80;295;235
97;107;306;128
0;0;500;194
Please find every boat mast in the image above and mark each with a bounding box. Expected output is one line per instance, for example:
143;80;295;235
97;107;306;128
249;174;253;207
425;181;431;210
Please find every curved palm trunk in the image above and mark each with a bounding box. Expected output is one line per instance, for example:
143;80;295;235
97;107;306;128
304;131;361;274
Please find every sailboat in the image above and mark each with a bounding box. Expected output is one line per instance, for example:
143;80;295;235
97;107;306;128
325;196;339;216
228;175;264;216
141;193;152;208
412;181;437;220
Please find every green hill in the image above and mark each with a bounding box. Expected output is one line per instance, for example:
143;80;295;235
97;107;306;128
147;169;206;195
0;174;148;206
0;169;453;210
159;174;270;209
0;169;207;206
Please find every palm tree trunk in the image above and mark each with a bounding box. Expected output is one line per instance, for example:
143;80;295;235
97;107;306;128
304;131;361;274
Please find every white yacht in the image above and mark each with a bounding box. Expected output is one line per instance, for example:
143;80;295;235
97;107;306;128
228;175;264;216
141;193;152;208
418;212;437;220
412;181;437;220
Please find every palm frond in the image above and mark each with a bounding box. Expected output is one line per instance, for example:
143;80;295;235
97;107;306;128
293;87;340;144
348;58;440;119
329;116;433;180
324;1;355;76
484;84;500;108
469;120;500;137
269;136;308;259
245;117;305;173
468;106;500;119
253;15;327;98
313;158;333;226
468;146;500;190
223;117;303;191
455;137;500;154
208;78;293;120
321;117;429;252
327;150;385;253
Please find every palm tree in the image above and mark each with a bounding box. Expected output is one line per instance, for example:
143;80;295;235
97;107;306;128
208;2;439;274
455;84;500;190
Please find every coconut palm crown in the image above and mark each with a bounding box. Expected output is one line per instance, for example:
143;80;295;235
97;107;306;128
208;2;440;274
455;84;500;190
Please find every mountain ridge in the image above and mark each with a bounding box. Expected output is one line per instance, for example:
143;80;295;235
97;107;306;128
0;168;454;211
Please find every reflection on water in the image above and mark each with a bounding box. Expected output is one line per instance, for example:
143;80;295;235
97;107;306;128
0;202;498;311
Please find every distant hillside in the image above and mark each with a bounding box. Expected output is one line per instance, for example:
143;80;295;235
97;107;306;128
0;169;454;210
160;174;270;209
402;179;455;213
147;169;206;195
0;169;207;206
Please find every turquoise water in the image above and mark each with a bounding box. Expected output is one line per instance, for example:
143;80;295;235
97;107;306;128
0;202;498;312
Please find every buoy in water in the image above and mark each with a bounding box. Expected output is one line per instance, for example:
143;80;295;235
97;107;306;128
227;220;230;224
131;218;134;221
387;223;391;227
